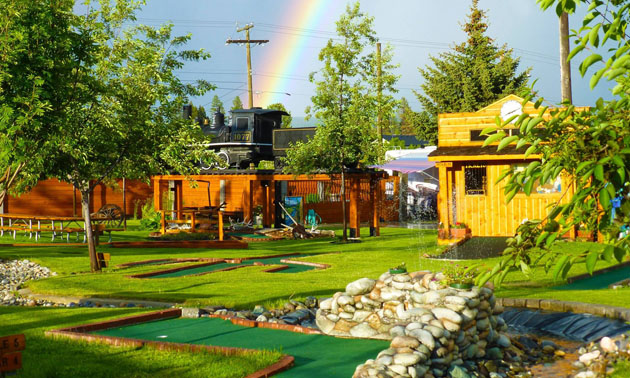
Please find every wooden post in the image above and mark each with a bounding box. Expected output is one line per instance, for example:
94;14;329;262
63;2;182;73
218;211;224;241
175;180;183;219
436;162;452;238
190;211;196;234
243;179;253;223
122;178;127;230
349;177;360;238
160;211;165;235
262;181;271;227
370;177;381;236
153;178;163;211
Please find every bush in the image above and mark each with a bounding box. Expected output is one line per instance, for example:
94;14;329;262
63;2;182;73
139;201;161;231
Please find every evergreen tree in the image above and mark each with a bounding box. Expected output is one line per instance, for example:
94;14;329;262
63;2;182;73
397;97;420;136
231;96;243;111
210;95;224;113
414;0;529;144
267;102;292;128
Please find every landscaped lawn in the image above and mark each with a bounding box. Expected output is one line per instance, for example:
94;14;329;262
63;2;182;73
0;306;282;378
3;221;630;377
1;221;629;308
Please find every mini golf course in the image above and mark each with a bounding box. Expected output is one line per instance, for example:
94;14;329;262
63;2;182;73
555;262;630;290
80;315;388;377
125;254;328;279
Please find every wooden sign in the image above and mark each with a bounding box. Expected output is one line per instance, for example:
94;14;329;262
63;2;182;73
0;334;25;374
0;352;22;372
0;334;25;354
435;162;453;168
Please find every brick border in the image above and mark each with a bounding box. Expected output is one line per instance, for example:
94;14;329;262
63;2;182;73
45;309;295;378
497;297;630;321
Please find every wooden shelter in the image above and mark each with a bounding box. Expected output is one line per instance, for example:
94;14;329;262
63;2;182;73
428;95;576;240
152;170;392;237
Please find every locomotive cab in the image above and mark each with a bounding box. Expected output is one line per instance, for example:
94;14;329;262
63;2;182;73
202;108;287;169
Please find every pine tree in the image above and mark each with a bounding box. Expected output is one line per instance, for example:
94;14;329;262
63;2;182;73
210;95;224;113
231;96;243;111
414;0;529;144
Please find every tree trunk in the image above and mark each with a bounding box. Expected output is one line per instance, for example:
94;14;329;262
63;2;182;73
81;190;101;272
341;168;348;241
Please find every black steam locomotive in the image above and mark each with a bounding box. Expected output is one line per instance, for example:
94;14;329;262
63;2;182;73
199;108;315;170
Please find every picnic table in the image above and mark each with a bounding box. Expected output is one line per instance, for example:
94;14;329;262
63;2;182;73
0;212;121;243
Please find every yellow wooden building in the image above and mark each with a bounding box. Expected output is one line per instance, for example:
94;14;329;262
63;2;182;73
428;95;576;240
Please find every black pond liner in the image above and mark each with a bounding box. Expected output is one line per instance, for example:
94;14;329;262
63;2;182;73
433;237;508;260
500;308;630;342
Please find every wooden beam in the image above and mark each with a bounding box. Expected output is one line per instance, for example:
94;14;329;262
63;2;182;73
437;165;450;237
349;177;360;237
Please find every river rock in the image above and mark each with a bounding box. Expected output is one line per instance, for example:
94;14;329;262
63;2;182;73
346;278;376;296
350;322;378;338
391;335;420;349
393;353;421;366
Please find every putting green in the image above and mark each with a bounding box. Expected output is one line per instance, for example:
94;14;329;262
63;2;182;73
555;265;630;290
151;256;316;278
94;317;388;377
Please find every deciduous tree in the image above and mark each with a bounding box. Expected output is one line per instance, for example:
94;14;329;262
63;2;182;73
284;2;388;241
475;0;630;286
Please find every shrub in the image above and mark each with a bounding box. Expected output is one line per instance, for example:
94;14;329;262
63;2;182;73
139;201;161;231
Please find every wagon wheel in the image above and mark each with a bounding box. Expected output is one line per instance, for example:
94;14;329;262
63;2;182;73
91;204;125;228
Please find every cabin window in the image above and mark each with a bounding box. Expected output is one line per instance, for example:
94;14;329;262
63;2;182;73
512;163;561;194
235;117;249;131
464;165;487;195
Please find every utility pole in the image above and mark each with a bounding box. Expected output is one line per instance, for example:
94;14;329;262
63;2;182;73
226;24;269;109
376;42;383;145
559;12;572;103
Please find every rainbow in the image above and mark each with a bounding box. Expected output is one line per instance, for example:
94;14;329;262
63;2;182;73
254;0;337;110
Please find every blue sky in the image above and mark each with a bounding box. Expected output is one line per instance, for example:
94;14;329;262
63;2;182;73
124;0;612;117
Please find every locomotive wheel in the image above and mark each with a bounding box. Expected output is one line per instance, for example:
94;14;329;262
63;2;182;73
216;151;230;170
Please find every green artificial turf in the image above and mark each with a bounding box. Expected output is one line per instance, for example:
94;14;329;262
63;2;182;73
554;265;630;290
0;306;281;378
95;317;389;378
150;255;316;278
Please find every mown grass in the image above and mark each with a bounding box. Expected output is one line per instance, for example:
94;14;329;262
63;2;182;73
3;221;630;377
1;220;629;309
0;306;282;378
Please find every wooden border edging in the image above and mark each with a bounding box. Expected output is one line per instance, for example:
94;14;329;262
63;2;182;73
496;297;630;322
45;309;296;378
207;314;322;335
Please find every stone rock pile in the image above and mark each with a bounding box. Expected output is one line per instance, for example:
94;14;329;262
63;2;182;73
0;259;56;306
573;333;630;378
315;270;511;378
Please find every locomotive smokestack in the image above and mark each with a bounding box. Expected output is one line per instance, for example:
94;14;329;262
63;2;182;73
212;111;225;128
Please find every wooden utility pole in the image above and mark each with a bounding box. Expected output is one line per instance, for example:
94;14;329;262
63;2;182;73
226;24;269;109
376;42;383;144
559;12;572;103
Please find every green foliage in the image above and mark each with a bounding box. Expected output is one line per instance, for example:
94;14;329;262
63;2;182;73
478;0;630;287
267;102;293;128
414;0;529;144
0;0;76;204
0;0;218;271
231;96;244;111
396;97;422;136
210;95;225;113
284;2;392;240
139;201;161;231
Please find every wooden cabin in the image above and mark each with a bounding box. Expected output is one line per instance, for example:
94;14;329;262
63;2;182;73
428;95;576;240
